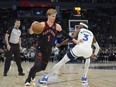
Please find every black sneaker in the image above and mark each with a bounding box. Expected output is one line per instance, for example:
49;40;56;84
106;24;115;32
19;72;25;76
3;73;7;76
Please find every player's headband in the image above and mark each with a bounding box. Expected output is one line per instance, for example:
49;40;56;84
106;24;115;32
79;22;88;29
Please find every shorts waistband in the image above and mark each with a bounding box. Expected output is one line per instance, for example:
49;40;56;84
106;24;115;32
9;42;19;45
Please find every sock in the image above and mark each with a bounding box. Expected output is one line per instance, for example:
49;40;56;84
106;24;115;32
83;58;90;78
45;54;70;78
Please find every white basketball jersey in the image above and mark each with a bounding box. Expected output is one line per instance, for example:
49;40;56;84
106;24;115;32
77;28;93;47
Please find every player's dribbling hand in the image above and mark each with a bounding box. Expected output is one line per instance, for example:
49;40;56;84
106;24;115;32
91;54;97;61
29;21;39;34
31;21;39;26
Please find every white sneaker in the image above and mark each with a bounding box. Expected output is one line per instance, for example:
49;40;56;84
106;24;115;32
25;82;31;86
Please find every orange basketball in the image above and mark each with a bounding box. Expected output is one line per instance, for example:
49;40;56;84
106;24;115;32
32;22;44;34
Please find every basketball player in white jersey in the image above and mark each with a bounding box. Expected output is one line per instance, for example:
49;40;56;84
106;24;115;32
38;22;100;84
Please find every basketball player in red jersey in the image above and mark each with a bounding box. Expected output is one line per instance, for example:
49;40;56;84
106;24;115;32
25;8;80;86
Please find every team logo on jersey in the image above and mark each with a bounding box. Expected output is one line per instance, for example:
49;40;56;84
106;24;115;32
42;29;56;36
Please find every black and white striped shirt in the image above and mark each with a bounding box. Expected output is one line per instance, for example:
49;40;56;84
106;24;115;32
6;27;21;44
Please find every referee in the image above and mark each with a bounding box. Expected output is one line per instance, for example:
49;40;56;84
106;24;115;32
3;19;25;76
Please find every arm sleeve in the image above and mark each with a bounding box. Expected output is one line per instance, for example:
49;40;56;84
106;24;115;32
93;42;100;56
60;30;73;40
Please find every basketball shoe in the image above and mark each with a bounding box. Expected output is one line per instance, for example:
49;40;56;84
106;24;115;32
82;77;88;83
25;77;31;86
38;76;48;84
25;82;31;86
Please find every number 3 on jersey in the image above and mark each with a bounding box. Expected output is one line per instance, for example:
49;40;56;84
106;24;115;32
83;34;89;41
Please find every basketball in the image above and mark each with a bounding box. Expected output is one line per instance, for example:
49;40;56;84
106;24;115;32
32;22;44;34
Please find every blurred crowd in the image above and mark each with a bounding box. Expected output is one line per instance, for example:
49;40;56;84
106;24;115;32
1;0;116;3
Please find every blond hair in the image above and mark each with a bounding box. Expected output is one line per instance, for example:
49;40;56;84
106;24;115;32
46;8;57;16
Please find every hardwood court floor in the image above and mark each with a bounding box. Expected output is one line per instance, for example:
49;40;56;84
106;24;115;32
0;61;116;87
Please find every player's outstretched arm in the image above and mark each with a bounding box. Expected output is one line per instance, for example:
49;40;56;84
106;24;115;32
56;39;70;48
56;23;82;47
